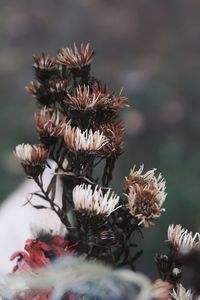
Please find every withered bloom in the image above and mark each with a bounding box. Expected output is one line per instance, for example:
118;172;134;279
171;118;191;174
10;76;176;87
73;184;120;218
97;122;125;157
64;123;108;153
167;224;200;254
33;52;57;81
57;43;95;72
14;144;48;177
49;79;69;102
25;81;51;106
124;165;166;227
65;85;128;112
35;107;66;143
151;279;172;300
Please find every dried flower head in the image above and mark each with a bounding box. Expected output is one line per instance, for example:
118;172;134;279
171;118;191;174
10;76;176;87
151;279;172;300
171;284;196;300
97;122;125;157
57;43;95;70
33;53;57;80
25;81;51;106
64;124;108;153
73;184;120;218
49;79;69;102
14;144;48;177
35;107;66;142
124;165;167;227
65;85;128;112
167;224;200;253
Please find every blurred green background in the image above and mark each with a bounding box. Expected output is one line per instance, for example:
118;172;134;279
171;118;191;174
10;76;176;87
1;0;200;277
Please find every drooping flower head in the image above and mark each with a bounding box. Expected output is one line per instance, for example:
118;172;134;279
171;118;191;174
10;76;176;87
124;165;167;227
64;124;108;153
57;43;95;72
14;144;48;177
73;184;120;219
167;224;200;254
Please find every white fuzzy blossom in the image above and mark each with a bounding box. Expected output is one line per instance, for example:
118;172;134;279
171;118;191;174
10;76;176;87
64;124;108;152
73;184;120;217
167;224;200;253
171;284;200;300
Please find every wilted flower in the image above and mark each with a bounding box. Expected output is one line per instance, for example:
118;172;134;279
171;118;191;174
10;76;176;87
171;284;196;300
73;184;120;218
124;165;167;227
64;124;108;153
65;85;128;112
14;144;48;177
33;53;57;80
49;79;69;102
25;81;51;106
35;107;66;142
151;279;171;300
97;122;125;157
167;224;200;253
57;43;95;71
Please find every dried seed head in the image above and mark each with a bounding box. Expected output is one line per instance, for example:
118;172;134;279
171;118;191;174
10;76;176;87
124;165;167;227
64;124;108;153
97;122;125;157
14;144;48;177
25;81;51;106
35;107;66;141
65;85;128;113
33;53;57;70
151;279;172;300
73;184;120;218
33;53;57;81
171;284;195;300
167;224;200;254
57;43;95;70
49;79;69;102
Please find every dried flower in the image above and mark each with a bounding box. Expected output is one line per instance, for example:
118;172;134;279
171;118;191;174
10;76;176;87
171;284;196;300
97;122;125;157
73;184;120;218
33;53;57;80
151;279;172;300
167;224;200;253
124;165;167;227
57;43;95;70
49;79;69;102
64;123;108;153
35;107;66;141
65;85;128;112
25;81;51;106
14;144;48;177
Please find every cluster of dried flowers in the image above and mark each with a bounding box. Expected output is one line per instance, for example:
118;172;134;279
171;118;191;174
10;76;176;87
11;43;200;299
